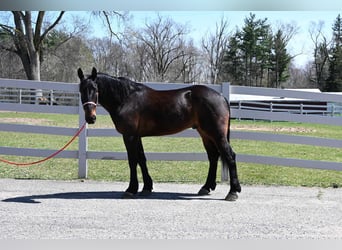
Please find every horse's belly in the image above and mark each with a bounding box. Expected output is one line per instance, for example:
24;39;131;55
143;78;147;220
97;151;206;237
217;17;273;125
139;118;193;137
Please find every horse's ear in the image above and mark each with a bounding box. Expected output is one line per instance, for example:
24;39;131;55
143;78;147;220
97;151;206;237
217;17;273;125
91;67;97;80
77;68;84;80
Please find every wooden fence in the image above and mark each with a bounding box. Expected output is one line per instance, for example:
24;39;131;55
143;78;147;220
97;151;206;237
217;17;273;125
0;78;341;181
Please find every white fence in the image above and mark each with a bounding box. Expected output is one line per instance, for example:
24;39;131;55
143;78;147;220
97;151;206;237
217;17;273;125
0;79;341;181
232;100;342;116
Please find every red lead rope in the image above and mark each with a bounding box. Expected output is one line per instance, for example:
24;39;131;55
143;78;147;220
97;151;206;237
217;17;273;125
0;122;86;167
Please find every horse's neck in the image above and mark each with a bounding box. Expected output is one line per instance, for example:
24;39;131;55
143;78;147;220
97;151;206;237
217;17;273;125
96;80;113;111
97;78;128;114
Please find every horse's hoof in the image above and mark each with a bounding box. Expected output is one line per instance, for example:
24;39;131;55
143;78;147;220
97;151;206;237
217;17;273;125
140;190;152;196
198;187;210;196
225;192;238;201
122;191;135;199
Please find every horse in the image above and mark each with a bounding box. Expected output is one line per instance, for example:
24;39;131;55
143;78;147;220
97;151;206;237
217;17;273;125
78;67;241;201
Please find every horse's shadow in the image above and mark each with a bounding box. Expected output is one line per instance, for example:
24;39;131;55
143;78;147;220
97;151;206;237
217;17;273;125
2;191;222;204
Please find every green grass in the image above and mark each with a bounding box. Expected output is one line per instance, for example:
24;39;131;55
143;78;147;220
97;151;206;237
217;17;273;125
0;112;341;188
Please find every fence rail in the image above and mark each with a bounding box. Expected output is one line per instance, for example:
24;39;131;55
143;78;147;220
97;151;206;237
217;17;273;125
233;101;327;114
1;78;341;181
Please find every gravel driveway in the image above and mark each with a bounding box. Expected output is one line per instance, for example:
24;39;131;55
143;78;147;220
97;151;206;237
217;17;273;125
0;179;341;239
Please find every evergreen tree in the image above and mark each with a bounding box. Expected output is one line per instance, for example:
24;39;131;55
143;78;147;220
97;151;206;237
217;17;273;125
239;13;262;86
325;14;342;92
222;13;274;87
268;29;292;88
222;31;244;85
222;13;294;88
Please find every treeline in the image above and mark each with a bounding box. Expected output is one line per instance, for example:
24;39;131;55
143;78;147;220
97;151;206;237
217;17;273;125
0;12;341;91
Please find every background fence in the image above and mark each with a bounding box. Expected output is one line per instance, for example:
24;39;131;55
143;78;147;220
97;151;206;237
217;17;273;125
0;78;341;181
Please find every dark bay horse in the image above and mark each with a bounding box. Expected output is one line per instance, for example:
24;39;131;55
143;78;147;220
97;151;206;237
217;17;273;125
78;67;241;201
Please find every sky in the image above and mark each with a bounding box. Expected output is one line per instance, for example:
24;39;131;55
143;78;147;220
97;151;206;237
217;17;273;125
1;10;339;68
83;11;342;68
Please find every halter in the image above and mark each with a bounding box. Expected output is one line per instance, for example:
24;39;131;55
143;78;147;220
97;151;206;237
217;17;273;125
82;92;98;107
82;101;97;107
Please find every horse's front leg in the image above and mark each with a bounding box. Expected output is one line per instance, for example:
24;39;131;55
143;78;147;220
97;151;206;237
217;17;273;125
123;135;140;198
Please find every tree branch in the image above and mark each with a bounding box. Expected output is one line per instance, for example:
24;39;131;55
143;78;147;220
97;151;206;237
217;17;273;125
101;11;122;41
34;11;45;48
40;11;65;44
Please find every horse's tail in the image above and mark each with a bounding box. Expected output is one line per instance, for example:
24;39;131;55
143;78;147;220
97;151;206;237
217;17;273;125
224;97;231;143
221;95;236;181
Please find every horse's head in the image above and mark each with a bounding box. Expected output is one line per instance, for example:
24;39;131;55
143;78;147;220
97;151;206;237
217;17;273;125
78;67;98;124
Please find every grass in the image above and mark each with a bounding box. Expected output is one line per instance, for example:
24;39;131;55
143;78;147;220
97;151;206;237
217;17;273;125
0;112;341;188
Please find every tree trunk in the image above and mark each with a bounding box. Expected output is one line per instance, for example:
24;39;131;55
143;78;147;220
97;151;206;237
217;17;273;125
9;11;64;103
19;50;40;81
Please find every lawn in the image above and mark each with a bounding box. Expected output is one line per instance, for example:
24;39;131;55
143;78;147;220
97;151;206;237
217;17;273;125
0;112;341;188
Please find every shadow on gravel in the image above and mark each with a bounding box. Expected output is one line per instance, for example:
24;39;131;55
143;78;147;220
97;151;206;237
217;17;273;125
2;191;221;204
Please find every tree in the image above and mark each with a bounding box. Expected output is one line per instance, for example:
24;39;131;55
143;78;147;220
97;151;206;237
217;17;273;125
241;13;273;87
91;11;129;42
132;14;189;82
41;31;94;83
268;29;292;88
124;37;151;81
222;13;296;88
87;37;127;76
222;30;244;85
268;22;298;88
308;20;330;89
168;39;199;83
325;14;342;92
0;27;26;79
0;11;65;81
222;13;273;87
287;61;312;88
201;17;230;84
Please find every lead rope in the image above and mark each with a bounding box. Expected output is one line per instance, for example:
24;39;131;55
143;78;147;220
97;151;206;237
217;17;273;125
0;122;86;167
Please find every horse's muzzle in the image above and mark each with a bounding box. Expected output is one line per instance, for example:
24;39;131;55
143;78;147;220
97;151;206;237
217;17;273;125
86;115;96;124
84;105;97;124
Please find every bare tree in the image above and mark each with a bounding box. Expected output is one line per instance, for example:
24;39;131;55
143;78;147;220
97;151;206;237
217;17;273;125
309;20;331;88
91;11;129;42
201;17;230;84
0;30;25;79
169;40;200;83
286;61;312;88
132;15;189;82
41;34;94;83
0;11;65;81
274;21;299;45
126;38;155;82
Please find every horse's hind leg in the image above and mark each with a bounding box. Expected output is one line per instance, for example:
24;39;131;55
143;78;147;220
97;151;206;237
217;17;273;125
137;138;153;195
198;137;219;195
217;138;241;201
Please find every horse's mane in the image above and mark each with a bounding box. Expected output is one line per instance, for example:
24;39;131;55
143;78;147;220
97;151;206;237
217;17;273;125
95;72;147;104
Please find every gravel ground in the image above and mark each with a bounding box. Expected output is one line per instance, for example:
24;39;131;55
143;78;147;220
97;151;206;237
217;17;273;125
0;179;341;239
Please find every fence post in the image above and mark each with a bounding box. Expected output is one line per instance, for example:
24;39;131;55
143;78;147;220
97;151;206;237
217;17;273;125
78;97;88;179
222;82;230;102
49;90;54;106
238;101;242;121
19;89;22;104
331;104;335;117
300;103;304;115
221;82;230;182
